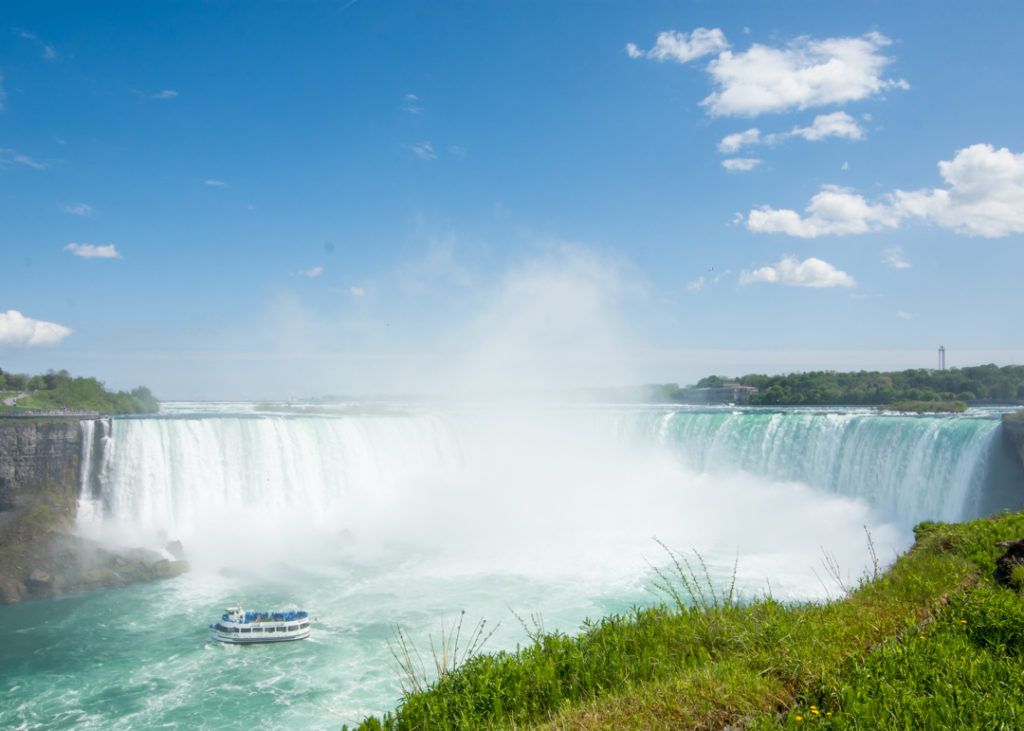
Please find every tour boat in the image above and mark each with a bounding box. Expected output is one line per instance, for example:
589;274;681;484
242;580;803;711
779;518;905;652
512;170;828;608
209;605;312;644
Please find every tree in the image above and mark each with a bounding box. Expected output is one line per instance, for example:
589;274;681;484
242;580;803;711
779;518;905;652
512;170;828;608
6;373;28;391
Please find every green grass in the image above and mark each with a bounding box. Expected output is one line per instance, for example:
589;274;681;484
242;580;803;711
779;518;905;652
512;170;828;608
346;512;1024;730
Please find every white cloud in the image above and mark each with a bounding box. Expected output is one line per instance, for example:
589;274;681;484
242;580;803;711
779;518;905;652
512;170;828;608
410;142;437;161
897;311;916;320
719;112;863;155
350;286;366;297
204;179;229;187
14;154;45;169
747;144;1024;238
882;246;910;269
299;266;323;278
747;185;900;237
64;243;122;259
789;111;864;142
702;31;908;117
61;203;94;216
6;152;47;170
0;310;73;347
719;128;761;153
740;255;855;288
150;90;178;100
17;29;58;61
630;28;730;64
688;268;732;291
890;143;1024;237
722;157;762;172
403;93;423;114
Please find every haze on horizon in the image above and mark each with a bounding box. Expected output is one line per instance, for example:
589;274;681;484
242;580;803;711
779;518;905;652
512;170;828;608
2;2;1023;400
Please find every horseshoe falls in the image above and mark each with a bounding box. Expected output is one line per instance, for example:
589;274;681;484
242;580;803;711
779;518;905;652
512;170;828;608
3;402;1022;729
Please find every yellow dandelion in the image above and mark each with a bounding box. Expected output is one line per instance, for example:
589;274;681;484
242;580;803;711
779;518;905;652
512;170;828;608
960;619;968;624
795;716;803;722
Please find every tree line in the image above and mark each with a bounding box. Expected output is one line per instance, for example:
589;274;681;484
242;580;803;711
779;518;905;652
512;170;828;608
646;364;1024;406
0;367;159;414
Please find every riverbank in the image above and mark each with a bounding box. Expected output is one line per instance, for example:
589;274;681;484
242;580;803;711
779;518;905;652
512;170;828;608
349;511;1024;730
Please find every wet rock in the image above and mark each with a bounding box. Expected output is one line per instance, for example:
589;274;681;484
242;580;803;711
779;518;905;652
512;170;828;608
0;577;26;604
993;536;1024;586
27;569;51;587
1003;411;1024;471
165;540;185;560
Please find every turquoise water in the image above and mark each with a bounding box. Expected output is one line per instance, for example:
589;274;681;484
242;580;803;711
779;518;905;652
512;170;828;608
1;403;1016;728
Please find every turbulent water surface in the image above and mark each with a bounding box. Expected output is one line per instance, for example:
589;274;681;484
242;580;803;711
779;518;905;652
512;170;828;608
2;401;1020;729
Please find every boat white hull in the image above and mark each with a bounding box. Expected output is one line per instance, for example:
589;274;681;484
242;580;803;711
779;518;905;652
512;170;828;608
209;606;313;644
210;625;311;644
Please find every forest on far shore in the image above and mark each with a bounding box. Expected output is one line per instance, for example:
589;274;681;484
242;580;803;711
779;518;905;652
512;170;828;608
645;364;1024;406
0;367;158;415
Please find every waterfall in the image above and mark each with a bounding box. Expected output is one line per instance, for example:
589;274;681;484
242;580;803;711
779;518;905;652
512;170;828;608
77;418;112;526
620;408;1010;525
40;404;1022;730
75;405;1018;567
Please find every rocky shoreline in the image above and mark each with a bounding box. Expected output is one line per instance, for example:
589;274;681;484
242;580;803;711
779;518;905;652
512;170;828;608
1;534;189;604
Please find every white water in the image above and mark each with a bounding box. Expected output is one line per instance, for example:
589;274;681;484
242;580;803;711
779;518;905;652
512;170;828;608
2;402;1014;728
77;402;972;597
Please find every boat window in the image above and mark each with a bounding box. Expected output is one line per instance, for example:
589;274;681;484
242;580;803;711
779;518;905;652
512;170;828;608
298;622;309;629
242;628;251;633
287;625;297;631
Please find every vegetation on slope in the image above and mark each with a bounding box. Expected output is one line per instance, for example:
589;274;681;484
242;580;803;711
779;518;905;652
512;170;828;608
0;367;158;414
878;399;968;414
646;364;1024;407
348;512;1024;730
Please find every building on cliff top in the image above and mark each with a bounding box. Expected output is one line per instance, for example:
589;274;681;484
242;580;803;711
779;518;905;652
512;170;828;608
689;383;759;404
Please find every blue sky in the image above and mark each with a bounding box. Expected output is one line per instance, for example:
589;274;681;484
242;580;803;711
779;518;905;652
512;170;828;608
2;1;1023;400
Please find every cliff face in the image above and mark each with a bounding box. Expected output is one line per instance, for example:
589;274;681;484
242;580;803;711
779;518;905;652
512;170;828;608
0;419;81;530
0;419;187;604
1003;411;1024;472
